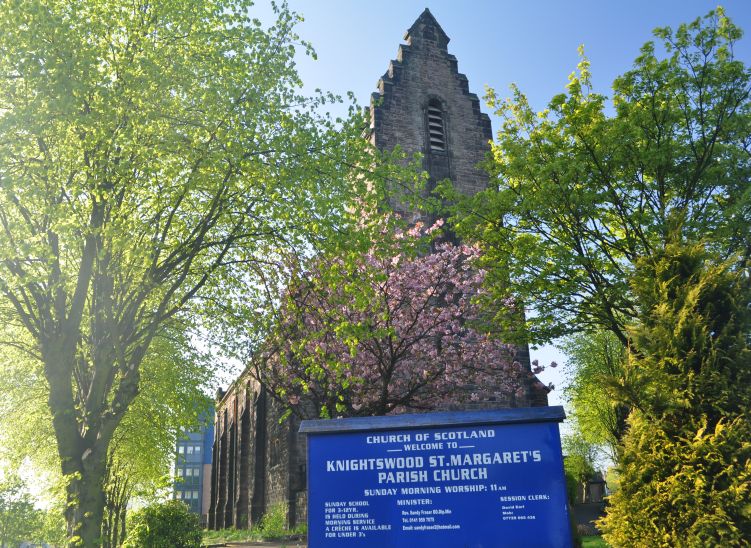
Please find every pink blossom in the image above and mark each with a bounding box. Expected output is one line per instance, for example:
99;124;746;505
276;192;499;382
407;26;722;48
256;218;540;418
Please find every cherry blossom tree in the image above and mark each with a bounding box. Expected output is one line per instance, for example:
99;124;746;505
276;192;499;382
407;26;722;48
254;224;547;418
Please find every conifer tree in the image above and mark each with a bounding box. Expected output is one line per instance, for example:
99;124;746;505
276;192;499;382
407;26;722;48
600;245;751;546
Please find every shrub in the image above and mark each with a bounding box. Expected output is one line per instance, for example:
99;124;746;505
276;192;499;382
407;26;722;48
259;503;288;539
123;500;201;548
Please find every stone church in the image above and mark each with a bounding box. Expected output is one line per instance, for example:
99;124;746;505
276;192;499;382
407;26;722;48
208;9;548;530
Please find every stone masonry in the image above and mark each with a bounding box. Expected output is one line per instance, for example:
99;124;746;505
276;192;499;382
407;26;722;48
208;378;307;530
370;9;493;220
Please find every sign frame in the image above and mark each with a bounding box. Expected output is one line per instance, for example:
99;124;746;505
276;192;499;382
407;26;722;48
300;406;573;548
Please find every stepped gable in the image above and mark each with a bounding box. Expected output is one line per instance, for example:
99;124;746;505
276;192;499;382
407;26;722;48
370;8;493;214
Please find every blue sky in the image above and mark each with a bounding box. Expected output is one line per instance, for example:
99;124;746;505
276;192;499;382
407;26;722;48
261;0;751;118
251;1;751;410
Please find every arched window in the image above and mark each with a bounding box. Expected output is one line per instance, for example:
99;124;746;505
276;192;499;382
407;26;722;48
427;100;446;152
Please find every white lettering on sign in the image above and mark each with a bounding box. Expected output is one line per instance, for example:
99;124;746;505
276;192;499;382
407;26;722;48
378;470;428;484
327;456;424;472
367;434;411;444
448;451;542;466
432;429;495;441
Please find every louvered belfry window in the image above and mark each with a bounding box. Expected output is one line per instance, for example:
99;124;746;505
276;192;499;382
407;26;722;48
427;102;446;152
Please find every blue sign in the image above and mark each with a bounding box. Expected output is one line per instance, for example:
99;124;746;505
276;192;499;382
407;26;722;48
300;407;573;548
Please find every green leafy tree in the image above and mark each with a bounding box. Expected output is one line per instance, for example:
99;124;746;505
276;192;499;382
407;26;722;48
101;457;128;548
562;331;627;460
600;245;751;546
0;321;213;546
123;500;201;548
562;433;598;504
446;9;750;346
444;9;750;490
0;474;44;547
39;507;68;547
0;324;63;509
0;0;390;544
100;325;212;548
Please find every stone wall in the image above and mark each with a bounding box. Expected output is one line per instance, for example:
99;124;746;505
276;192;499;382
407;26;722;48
208;370;546;531
208;376;308;530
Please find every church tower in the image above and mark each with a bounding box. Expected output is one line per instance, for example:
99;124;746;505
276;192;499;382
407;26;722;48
369;8;493;219
370;9;538;381
208;9;546;534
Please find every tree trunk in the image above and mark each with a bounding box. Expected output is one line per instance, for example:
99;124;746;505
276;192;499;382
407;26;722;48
103;458;130;548
44;360;105;546
118;505;127;547
44;333;138;547
64;455;107;546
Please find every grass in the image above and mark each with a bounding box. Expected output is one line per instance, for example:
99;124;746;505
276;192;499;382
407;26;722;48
204;529;604;547
202;505;307;545
582;535;609;548
203;527;262;544
203;526;307;545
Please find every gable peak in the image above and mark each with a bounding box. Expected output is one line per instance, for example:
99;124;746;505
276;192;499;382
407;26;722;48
405;8;450;50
